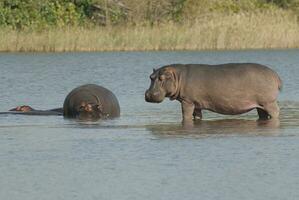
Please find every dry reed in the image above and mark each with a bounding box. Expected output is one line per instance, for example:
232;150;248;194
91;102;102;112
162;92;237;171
0;11;298;52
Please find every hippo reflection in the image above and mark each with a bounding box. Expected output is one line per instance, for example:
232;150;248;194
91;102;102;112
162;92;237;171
147;119;280;137
5;84;120;121
145;63;282;123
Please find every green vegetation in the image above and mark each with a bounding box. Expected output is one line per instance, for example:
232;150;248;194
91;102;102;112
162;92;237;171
0;0;299;51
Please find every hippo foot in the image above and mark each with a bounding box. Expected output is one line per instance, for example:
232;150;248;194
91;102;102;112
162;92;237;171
257;102;280;120
193;115;202;120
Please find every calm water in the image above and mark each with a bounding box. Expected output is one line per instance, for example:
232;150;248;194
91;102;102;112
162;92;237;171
0;50;299;200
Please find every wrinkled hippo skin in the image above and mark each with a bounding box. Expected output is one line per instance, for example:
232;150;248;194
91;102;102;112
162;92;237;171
145;63;282;122
63;84;120;120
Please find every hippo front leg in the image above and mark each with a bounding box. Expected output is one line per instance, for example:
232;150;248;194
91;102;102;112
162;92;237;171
181;101;195;122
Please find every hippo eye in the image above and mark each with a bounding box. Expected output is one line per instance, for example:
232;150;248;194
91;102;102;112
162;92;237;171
164;71;172;79
159;75;165;81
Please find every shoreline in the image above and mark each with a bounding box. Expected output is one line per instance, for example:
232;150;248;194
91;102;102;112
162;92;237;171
0;47;298;53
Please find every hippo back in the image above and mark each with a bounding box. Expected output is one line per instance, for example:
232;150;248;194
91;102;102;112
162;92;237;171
63;84;120;119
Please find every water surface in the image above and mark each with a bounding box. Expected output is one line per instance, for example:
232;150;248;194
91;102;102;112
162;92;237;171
0;50;299;200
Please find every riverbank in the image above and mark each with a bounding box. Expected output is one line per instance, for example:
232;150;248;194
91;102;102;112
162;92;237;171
1;11;298;52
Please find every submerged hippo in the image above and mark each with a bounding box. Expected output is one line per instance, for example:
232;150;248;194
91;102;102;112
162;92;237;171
145;63;282;122
10;105;34;112
63;84;120;119
8;105;62;115
5;84;120;120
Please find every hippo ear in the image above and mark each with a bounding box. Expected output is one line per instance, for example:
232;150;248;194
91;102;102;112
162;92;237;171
97;104;103;111
153;68;156;73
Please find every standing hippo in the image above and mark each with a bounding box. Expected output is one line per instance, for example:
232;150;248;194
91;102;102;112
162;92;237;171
145;63;282;122
4;84;120;120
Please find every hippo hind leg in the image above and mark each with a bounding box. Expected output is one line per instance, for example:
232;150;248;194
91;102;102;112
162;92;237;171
193;108;202;120
257;101;280;120
257;108;269;120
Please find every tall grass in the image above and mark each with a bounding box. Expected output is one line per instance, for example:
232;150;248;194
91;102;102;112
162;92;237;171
0;10;298;52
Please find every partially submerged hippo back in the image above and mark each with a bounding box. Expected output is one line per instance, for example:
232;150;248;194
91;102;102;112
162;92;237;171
63;84;120;120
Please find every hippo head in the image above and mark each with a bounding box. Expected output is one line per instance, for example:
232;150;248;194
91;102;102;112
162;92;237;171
9;105;34;112
145;67;178;103
76;101;106;120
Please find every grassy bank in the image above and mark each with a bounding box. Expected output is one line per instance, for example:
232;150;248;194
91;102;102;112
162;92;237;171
1;10;299;52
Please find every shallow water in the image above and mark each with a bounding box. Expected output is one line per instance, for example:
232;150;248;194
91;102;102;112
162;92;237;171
0;50;299;200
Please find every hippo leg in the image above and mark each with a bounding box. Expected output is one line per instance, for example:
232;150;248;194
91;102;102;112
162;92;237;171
263;101;280;119
257;108;269;120
181;101;195;122
257;101;280;120
193;108;202;120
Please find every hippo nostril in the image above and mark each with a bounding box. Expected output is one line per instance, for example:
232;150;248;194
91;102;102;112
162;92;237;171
153;92;160;96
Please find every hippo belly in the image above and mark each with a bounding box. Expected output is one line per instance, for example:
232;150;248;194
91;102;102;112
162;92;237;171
198;102;260;115
195;97;262;115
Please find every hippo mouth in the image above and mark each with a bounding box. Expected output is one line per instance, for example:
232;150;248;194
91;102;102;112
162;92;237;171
145;98;163;103
145;95;164;103
76;101;106;121
77;114;100;121
145;90;166;103
76;111;105;121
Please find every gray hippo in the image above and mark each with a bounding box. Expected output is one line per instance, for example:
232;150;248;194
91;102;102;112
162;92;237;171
8;105;62;115
5;84;120;120
145;63;282;122
63;84;120;119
